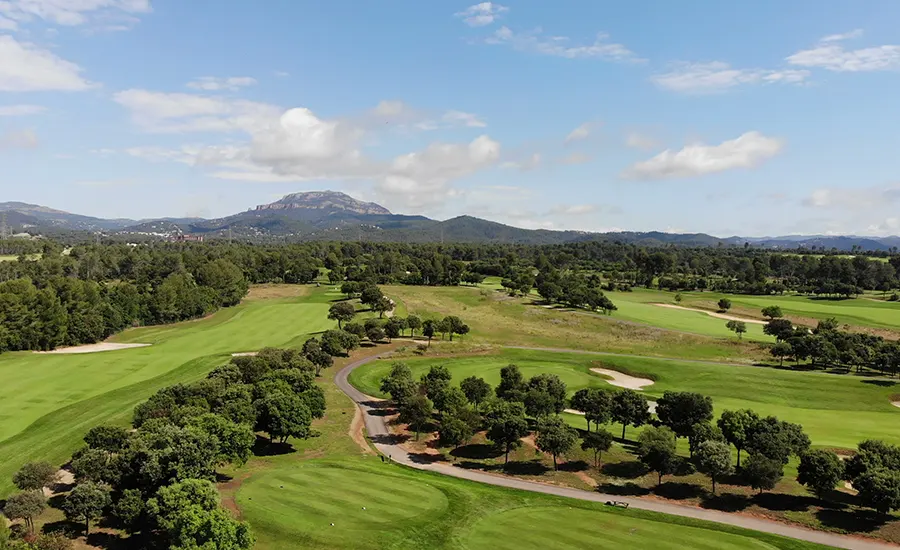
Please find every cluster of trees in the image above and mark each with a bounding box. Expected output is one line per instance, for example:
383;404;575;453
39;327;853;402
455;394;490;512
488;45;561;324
1;345;339;548
534;268;617;314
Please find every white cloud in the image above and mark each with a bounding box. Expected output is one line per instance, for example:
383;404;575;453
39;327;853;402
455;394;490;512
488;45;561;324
549;204;597;216
500;152;541;171
0;0;151;30
651;62;809;94
565;123;591;143
441;110;486;128
0;104;45;116
803;184;900;210
486;26;641;62
368;100;486;130
187;76;257;92
0;35;92;91
455;2;508;27
787;31;900;72
113;89;281;133
622;131;783;180
0;128;38;149
625;131;658;150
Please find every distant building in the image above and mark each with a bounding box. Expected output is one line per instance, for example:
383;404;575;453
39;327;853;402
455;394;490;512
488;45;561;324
168;233;204;243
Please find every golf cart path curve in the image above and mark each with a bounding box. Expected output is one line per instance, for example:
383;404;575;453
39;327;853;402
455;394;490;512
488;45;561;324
653;303;768;325
335;350;896;550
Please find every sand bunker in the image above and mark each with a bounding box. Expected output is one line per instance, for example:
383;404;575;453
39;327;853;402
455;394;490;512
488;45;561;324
590;367;655;390
36;342;150;354
565;399;657;416
231;352;258;357
892;401;900;409
653;303;767;325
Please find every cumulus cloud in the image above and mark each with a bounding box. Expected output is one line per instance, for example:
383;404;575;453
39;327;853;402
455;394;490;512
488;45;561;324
113;89;281;133
0;35;93;91
787;30;900;72
803;184;900;210
187;76;257;91
0;104;46;116
565;123;591;143
0;128;38;149
622;131;783;180
651;62;809;94
455;2;508;27
486;26;641;62
0;0;151;30
366;100;486;131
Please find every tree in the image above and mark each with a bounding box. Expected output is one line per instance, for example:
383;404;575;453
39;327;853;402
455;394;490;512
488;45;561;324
84;425;129;453
688;422;724;457
188;413;255;466
380;362;417;407
320;329;359;356
717;298;732;312
373;296;393;318
433;386;468;418
695;440;733;495
726;320;747;339
745;416;810;464
114;488;146;533
71;447;118;484
535;416;578;470
3;490;46;533
764;319;794;342
855;469;900;513
302;338;334;376
406;315;422;337
439;414;473;450
13;461;58;491
797;449;844;499
327;301;356;329
254;391;312;443
569;388;611;431
761;306;783;320
770;342;792;367
581;429;614;468
367;326;386;343
359;285;384;309
611;389;651;440
442;315;467;341
149;479;254;550
523;374;567;417
63;481;111;535
460;376;491;411
420;365;452;401
486;401;529;465
422;319;435;346
717;409;759;469
638;426;679;486
742;453;784;494
656;391;714;444
399;393;432;441
496;364;526;402
385;318;403;341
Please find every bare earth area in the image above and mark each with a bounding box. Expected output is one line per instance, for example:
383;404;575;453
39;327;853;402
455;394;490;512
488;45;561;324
36;342;150;354
653;303;768;325
589;367;655;390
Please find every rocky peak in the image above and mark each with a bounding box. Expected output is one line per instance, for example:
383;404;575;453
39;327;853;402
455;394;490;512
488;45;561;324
255;191;391;215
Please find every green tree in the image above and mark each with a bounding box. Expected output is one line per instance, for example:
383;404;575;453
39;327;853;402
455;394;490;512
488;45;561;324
384;318;403;341
717;298;732;312
581;429;614;468
770;342;792;366
523;374;567;417
114;488;146;533
656;391;714;446
83;425;130;453
855;469;900;513
71;447;118;484
764;319;794;342
254;391;312;443
399;393;432;441
433;386;469;418
761;306;783;319
188;413;255;466
460;376;491;411
496;364;526;402
797;449;844;499
638;426;679;486
380;362;417;407
13;461;58;491
535;416;578;471
439;414;473;450
688;422;725;457
611;389;651;440
742;453;784;494
725;320;747;339
486;402;529;466
149;479;254;550
327;301;356;329
745;416;810;464
406;315;422;337
3;490;46;533
196;259;248;307
569;388;612;432
717;409;759;469
63;481;111;535
359;285;384;309
695;440;733;495
420;365;452;401
422;319;435;345
367;326;386;343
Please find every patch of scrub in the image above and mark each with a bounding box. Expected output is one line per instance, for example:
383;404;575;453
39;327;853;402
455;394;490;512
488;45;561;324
590;367;654;390
653;303;767;325
36;343;151;354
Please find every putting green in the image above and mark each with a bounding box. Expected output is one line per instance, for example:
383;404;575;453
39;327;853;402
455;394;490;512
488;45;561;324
0;290;335;496
467;506;778;550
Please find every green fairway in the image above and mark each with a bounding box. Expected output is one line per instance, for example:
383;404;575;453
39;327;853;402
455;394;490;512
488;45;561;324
466;505;779;550
351;348;900;449
0;288;335;495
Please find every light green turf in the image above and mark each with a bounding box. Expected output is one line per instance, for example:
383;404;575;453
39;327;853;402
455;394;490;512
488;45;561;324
0;289;336;495
466;505;779;550
351;348;900;449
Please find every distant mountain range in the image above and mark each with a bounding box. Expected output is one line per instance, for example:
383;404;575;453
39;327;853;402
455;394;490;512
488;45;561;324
2;192;899;251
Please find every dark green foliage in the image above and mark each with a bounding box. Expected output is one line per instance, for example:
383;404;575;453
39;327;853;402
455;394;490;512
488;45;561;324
495;364;526;402
399;393;433;441
535;416;578;470
611;389;651;440
717;409;759;469
460;376;491;410
63;481;111;535
581;429;614;468
113;488;146;533
695;440;733;494
656;391;714;441
484;400;529;465
380;362;417;407
638;426;679;486
797;449;844;499
254;392;312;443
12;461;58;491
320;329;360;356
439;414;474;449
745;416;810;464
742;453;784;494
327;301;356;329
84;425;130;453
569;388;612;431
688;422;725;458
523;374;567;417
3;490;46;533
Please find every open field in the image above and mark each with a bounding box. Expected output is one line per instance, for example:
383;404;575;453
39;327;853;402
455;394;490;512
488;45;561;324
351;348;900;449
0;287;334;495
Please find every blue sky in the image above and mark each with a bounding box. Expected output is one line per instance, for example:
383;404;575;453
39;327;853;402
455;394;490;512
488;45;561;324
2;1;899;236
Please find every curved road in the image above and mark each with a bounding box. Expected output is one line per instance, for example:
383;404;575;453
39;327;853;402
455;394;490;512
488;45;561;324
335;351;897;550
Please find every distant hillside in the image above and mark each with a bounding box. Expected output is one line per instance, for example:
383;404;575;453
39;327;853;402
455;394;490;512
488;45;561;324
0;201;135;231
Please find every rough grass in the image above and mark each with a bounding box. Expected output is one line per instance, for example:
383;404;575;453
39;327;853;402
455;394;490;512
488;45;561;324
0;287;335;496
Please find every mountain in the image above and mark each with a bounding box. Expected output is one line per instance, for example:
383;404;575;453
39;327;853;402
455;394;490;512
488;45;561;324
1;192;898;250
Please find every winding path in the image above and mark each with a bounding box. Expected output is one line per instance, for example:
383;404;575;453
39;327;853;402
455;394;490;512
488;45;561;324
335;351;897;550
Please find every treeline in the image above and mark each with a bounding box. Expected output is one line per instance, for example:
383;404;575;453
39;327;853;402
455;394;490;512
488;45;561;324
2;344;337;548
380;363;900;512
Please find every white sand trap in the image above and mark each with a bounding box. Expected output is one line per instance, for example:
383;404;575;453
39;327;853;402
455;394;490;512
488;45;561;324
653;303;767;325
892;401;900;409
590;367;655;390
36;342;150;354
565;400;657;416
231;352;258;357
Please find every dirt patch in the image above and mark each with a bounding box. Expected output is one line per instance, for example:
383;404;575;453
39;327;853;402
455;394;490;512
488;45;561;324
349;405;373;454
245;284;311;301
564;408;585;416
653;303;767;325
36;342;150;354
576;471;598;487
590;367;655;390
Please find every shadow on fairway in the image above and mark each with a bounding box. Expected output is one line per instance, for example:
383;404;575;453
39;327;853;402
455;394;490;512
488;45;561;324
252;436;295;456
861;379;897;387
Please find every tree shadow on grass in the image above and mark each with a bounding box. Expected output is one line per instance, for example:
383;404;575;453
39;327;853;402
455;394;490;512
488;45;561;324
701;493;751;512
751;492;816;512
455;459;550;476
597;482;650;497
450;444;503;460
42;519;81;538
407;452;443;465
815;508;890;533
559;460;590;473
861;379;897;387
252;436;294;457
601;460;648;479
653;482;705;500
